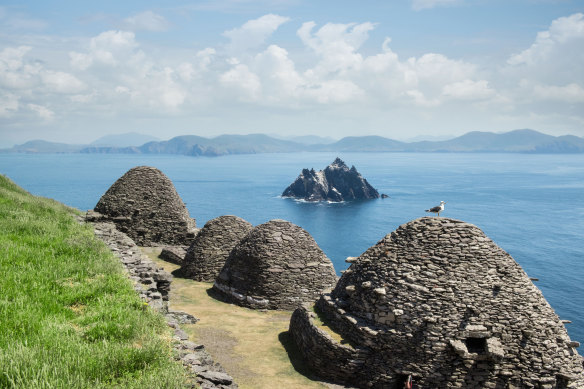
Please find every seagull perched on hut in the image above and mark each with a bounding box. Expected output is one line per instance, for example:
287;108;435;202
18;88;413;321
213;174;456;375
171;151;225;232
425;201;446;217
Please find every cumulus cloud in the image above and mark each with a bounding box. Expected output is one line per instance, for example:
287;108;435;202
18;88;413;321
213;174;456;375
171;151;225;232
504;13;584;107
442;79;495;100
220;63;262;101
508;13;584;67
0;45;85;96
41;71;86;94
69;30;140;70
223;14;289;52
2;11;582;137
298;21;374;76
121;11;170;32
28;103;54;120
411;0;461;11
0;46;39;89
531;83;584;103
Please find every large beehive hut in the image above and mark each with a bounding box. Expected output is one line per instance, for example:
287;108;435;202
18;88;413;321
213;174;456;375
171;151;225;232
94;166;197;246
212;219;338;310
180;215;253;282
289;217;584;388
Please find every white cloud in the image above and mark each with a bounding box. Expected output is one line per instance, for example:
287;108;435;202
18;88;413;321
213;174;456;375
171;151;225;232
0;46;40;89
442;79;495;100
508;13;584;66
532;83;584;103
121;11;170;32
412;0;461;11
503;13;584;108
223;14;289;52
407;53;476;87
0;92;19;118
70;30;139;69
220;63;262;101
41;71;86;94
27;103;54;120
298;21;374;76
253;44;302;99
2;11;582;139
305;79;364;104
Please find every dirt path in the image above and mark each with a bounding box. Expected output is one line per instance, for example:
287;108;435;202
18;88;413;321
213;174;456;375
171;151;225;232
142;247;334;389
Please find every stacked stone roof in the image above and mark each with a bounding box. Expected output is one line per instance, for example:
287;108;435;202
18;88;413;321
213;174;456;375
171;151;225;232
289;217;584;388
212;219;338;310
94;166;196;246
181;215;253;282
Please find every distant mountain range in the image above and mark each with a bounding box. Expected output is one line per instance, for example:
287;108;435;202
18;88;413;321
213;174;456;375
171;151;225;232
2;129;584;155
89;132;160;148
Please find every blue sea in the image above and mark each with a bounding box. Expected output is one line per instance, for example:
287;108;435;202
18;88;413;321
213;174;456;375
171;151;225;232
1;152;583;345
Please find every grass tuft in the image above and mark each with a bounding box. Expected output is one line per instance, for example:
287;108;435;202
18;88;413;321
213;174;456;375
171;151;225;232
0;174;187;388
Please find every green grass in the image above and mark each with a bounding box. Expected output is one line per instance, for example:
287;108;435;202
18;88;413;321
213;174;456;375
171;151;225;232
0;175;188;388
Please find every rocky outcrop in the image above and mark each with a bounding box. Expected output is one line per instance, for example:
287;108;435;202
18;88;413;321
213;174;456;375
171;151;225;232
289;217;584;388
181;216;253;283
282;158;380;202
212;219;338;310
93;166;197;246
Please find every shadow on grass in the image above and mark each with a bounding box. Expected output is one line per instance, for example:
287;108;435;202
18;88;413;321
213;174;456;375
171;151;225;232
170;267;187;278
278;330;319;379
205;286;234;305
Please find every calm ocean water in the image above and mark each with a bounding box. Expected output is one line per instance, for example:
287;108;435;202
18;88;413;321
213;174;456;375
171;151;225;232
1;152;583;345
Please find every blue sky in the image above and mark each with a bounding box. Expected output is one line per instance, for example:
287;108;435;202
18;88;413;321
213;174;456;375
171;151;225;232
0;0;583;146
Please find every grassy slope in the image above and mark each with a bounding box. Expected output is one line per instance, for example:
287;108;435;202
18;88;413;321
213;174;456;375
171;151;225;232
0;175;187;388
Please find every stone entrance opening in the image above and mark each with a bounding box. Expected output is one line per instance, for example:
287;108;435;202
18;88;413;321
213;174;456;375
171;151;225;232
465;337;487;354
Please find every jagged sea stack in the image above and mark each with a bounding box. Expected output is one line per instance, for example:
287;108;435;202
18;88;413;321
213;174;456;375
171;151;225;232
180;215;253;282
212;219;338;310
94;166;196;246
282;158;379;202
289;217;584;388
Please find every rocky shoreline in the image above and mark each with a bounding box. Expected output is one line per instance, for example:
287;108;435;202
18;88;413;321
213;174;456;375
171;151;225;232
86;217;237;389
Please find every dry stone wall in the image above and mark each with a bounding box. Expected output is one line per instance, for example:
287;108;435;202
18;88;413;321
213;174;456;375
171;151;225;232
93;166;197;246
212;219;338;310
181;215;253;282
88;218;237;389
290;217;584;388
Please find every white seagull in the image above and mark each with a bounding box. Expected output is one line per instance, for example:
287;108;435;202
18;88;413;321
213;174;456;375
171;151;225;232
425;201;446;217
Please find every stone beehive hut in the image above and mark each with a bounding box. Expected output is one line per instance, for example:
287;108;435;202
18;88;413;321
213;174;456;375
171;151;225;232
180;215;253;282
289;217;584;388
212;219;338;310
94;166;197;246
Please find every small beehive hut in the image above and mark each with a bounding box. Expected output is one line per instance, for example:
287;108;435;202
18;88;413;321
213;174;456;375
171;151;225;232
212;219;338;310
180;215;253;282
94;166;197;246
289;217;584;388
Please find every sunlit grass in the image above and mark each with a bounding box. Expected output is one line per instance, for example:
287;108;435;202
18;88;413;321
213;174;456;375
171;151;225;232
0;174;187;388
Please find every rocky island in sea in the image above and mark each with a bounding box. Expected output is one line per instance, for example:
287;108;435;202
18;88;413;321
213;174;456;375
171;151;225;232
282;157;380;202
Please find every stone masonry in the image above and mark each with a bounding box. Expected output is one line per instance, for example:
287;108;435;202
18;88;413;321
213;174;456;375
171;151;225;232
181;215;253;282
289;217;584;388
93;166;197;246
212;219;338;310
